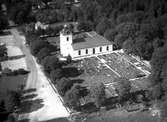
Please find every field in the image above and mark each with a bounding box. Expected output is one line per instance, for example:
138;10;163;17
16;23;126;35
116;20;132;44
0;74;28;102
1;44;27;70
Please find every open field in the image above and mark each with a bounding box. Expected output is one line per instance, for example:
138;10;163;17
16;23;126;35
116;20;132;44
1;58;27;70
1;45;27;70
6;45;24;57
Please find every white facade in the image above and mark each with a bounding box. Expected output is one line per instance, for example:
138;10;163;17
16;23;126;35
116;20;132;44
72;45;113;58
60;32;73;57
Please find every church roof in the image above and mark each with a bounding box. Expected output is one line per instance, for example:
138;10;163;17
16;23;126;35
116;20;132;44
72;31;112;50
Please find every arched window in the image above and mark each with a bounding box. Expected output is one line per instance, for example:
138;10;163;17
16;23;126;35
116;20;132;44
93;48;95;54
106;46;109;51
86;49;88;54
78;50;81;55
100;47;102;52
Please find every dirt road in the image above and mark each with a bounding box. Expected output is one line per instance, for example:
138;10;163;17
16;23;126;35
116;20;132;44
10;29;70;122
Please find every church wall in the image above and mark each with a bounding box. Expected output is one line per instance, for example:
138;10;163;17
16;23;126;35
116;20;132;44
72;44;113;58
95;47;100;54
72;48;92;58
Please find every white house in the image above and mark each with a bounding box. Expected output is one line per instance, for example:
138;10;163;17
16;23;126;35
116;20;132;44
60;25;113;59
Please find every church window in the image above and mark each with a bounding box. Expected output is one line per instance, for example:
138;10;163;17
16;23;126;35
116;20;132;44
93;48;95;54
100;47;102;52
86;49;88;54
78;50;81;55
106;46;109;51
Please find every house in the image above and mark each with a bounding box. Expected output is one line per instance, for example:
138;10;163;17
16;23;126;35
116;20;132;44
35;21;49;30
60;25;113;59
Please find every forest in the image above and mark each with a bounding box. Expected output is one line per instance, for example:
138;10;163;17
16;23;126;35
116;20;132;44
1;0;167;119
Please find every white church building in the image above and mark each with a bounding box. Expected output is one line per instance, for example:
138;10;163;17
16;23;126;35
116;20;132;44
60;25;113;60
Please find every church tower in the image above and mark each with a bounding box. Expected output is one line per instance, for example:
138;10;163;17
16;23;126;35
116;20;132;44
60;24;73;57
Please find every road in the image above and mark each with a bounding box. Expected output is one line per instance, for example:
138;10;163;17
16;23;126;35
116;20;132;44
10;29;70;122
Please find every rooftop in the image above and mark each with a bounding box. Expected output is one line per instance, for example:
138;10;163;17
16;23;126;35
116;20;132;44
72;31;112;50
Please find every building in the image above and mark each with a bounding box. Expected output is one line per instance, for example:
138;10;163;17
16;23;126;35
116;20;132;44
60;25;113;59
35;21;49;30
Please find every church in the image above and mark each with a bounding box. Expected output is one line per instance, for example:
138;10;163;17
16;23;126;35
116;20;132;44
60;25;113;60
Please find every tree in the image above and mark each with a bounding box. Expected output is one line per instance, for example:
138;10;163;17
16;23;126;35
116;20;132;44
66;55;72;64
117;13;132;24
8;1;32;24
116;12;145;24
153;38;165;50
160;100;167;118
64;84;80;108
116;22;139;39
41;55;61;74
96;18;111;35
35;9;58;24
123;34;154;60
150;44;167;85
90;82;105;108
36;47;51;63
24;23;35;34
114;77;131;100
0;12;8;33
123;37;136;55
6;90;22;112
104;29;117;42
45;25;63;36
114;34;127;49
115;22;139;49
151;83;162;99
30;39;50;56
50;68;63;83
80;0;102;24
64;84;85;109
0;45;7;58
77;21;93;32
0;100;9;122
57;78;74;96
